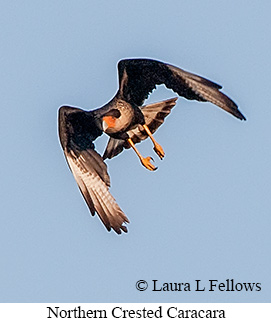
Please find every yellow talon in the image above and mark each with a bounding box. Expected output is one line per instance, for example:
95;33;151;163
127;137;157;171
140;156;157;171
143;124;165;160
153;143;165;159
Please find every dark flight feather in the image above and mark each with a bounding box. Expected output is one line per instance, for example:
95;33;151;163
117;59;246;120
58;106;129;234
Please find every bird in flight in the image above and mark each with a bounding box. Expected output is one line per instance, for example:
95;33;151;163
58;58;245;234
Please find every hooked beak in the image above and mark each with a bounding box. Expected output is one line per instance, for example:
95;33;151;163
102;119;108;131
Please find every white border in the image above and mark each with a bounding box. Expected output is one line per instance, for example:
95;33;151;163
0;303;270;322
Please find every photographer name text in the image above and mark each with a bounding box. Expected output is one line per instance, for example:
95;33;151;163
136;279;261;292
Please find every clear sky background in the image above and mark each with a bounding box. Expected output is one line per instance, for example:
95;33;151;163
1;0;270;302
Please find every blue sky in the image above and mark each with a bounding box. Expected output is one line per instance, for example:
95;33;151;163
1;0;270;302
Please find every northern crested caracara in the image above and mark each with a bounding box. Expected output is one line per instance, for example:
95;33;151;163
58;58;245;234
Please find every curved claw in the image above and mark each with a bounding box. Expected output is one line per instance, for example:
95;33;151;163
153;143;165;159
140;156;157;171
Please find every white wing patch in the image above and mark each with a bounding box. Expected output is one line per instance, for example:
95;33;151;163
66;151;129;233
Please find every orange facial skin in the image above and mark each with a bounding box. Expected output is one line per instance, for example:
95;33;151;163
103;116;117;129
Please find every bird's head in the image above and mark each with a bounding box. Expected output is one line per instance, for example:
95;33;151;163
102;109;121;132
102;115;117;131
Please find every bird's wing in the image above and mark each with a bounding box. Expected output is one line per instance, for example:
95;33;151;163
117;58;245;120
58;106;129;234
103;97;177;160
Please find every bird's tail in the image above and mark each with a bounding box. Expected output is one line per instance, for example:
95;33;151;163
140;97;178;135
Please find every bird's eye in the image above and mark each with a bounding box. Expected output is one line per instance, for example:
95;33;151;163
106;109;121;118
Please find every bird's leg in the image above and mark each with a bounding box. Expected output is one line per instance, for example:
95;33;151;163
127;138;157;171
142;124;165;159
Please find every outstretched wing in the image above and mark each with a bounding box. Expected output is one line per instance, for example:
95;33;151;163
117;58;246;120
103;97;177;160
58;106;129;234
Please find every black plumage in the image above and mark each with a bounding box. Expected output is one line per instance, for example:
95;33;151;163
58;58;245;234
